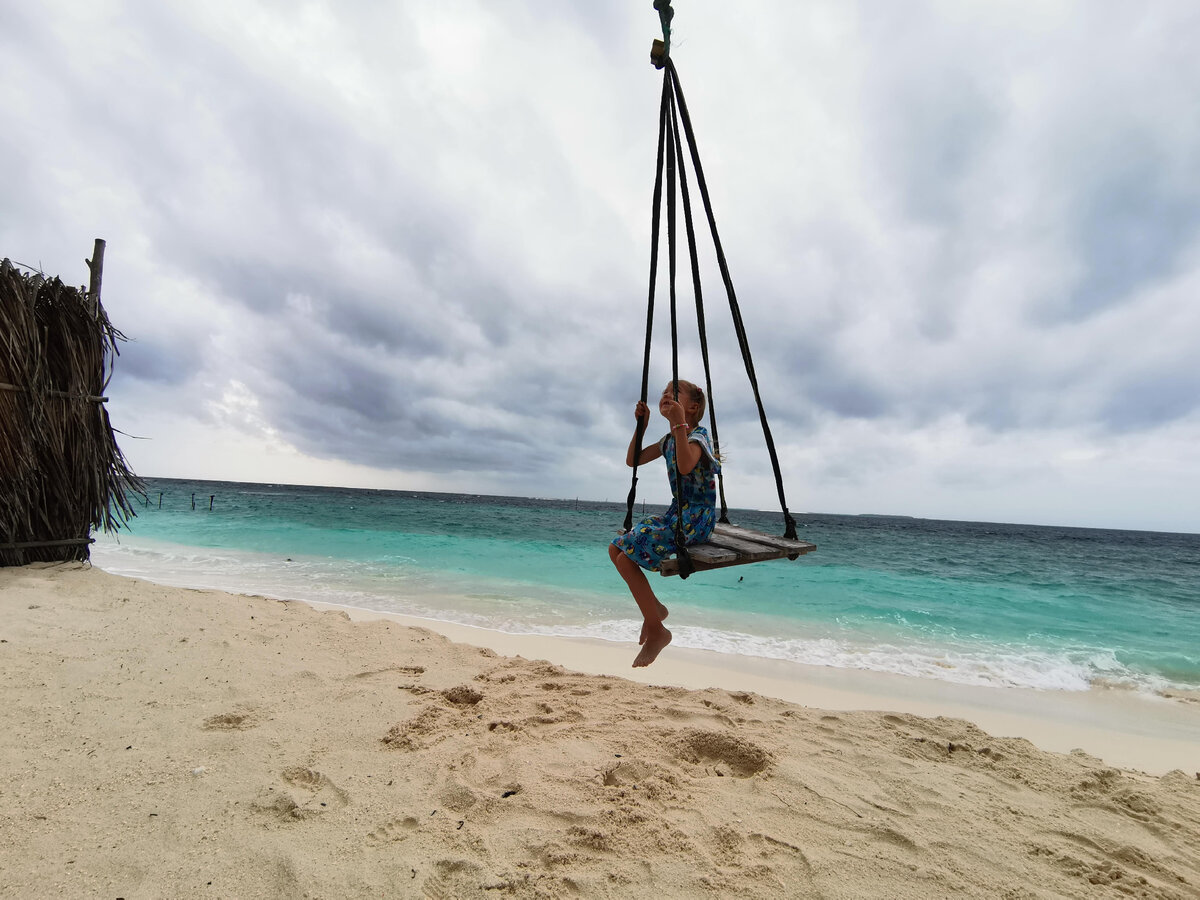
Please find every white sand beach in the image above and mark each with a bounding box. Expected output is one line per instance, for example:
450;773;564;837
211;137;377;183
2;563;1198;898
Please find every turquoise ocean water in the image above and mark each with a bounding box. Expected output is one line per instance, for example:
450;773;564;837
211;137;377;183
91;477;1200;696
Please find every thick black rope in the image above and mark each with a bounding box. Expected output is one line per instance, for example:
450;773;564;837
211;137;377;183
667;60;798;540
623;72;672;535
663;86;694;579
668;82;729;524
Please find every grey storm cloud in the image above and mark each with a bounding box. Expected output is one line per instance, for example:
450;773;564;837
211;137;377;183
119;338;203;388
1064;141;1200;321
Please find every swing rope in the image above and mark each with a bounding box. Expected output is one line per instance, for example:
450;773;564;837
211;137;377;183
667;77;730;525
622;72;671;537
663;73;694;577
623;36;799;562
667;58;798;541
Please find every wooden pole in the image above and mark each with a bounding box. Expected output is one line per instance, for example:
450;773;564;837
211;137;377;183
86;238;106;317
0;538;94;550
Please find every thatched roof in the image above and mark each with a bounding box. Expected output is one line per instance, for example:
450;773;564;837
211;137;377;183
1;256;143;565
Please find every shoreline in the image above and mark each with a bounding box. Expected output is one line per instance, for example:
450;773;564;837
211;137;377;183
61;556;1200;775
4;563;1199;898
91;560;1200;775
305;599;1200;777
91;531;1200;700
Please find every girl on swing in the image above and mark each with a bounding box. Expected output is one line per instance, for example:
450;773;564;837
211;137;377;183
609;379;721;667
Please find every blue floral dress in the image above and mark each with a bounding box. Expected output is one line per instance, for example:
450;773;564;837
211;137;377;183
612;426;721;572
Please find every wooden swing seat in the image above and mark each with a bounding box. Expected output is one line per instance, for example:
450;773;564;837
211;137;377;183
658;523;816;577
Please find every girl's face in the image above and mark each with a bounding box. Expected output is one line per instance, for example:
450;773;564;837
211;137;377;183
659;383;698;422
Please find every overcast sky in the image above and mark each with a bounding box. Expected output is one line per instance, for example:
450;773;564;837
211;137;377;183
4;1;1199;533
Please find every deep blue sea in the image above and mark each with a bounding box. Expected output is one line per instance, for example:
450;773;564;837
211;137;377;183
91;477;1200;696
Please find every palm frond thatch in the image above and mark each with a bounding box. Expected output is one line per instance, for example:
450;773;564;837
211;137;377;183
1;256;144;565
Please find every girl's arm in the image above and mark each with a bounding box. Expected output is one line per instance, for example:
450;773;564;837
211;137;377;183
659;395;702;475
671;425;702;475
626;401;664;467
629;442;663;467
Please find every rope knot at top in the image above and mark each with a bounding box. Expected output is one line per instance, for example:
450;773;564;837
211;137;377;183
651;0;673;68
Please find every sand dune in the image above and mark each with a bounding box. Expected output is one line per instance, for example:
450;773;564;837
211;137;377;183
2;564;1198;898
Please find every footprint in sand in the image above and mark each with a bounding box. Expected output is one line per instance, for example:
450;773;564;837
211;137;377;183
566;825;614;853
441;685;484;706
602;758;662;787
255;791;307;821
421;858;485;900
366;816;420;845
1071;771;1163;822
439;780;480;812
1029;845;1156;895
383;706;449;751
673;728;773;778
278;766;349;813
201;710;260;730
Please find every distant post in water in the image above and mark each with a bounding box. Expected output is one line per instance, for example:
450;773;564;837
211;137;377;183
209;495;214;511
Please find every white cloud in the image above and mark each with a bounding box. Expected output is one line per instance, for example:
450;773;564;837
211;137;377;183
3;0;1199;532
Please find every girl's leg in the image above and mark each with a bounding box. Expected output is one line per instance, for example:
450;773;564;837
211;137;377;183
608;544;672;667
608;544;668;627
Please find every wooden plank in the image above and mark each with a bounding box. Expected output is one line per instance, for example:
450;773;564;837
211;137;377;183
0;537;94;550
660;548;774;576
619;522;817;576
659;556;696;576
703;532;780;560
713;523;816;554
0;383;109;402
681;543;738;565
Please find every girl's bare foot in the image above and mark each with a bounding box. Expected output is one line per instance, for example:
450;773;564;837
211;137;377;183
638;602;669;645
633;623;672;667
